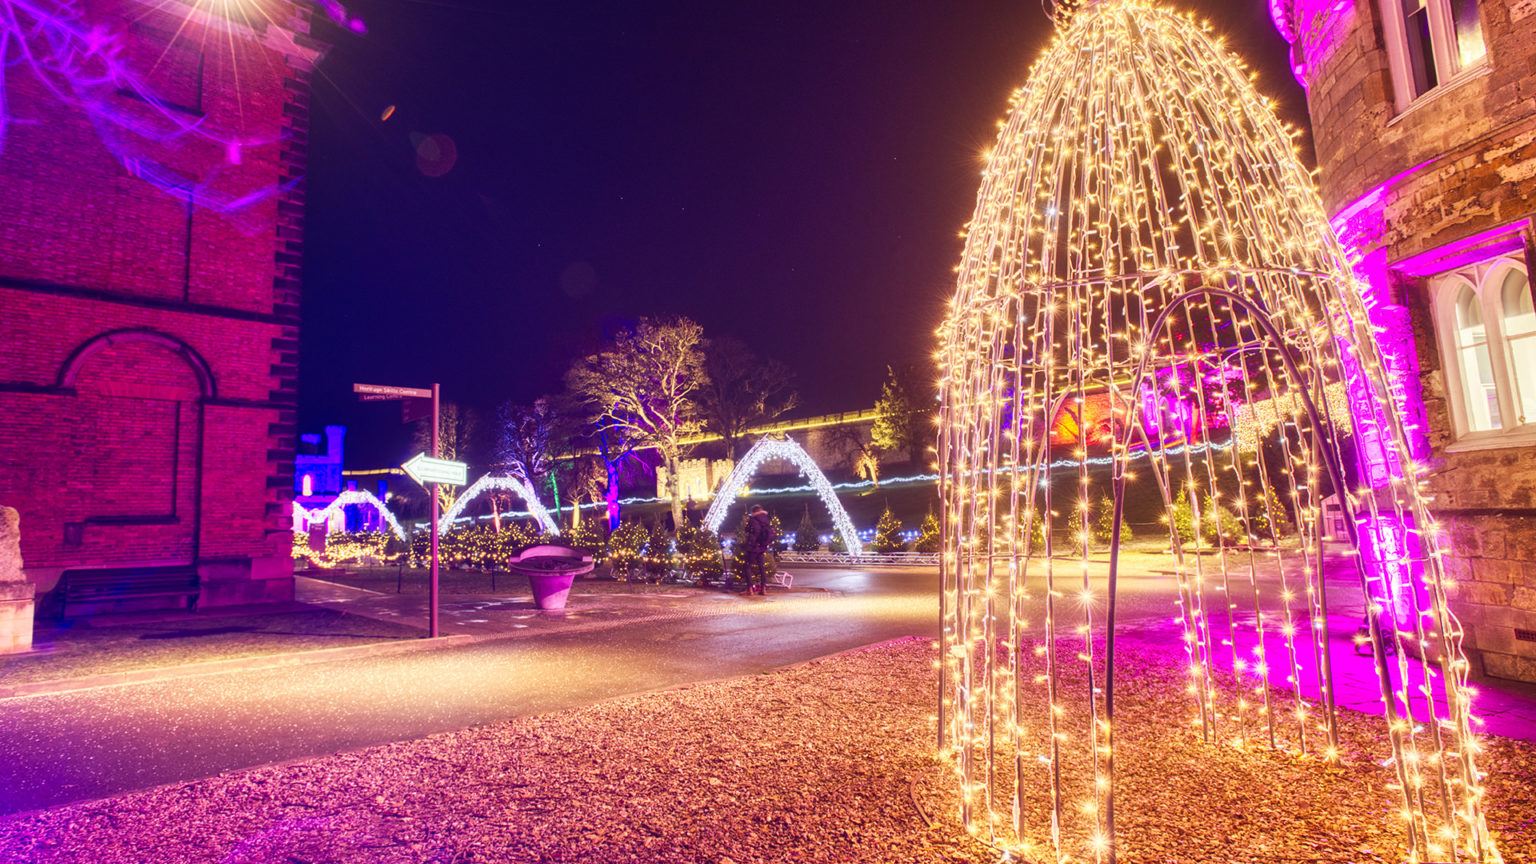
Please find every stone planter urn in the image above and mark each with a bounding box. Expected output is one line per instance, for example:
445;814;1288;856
507;544;595;610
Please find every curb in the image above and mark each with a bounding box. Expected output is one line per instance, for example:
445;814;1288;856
0;634;481;701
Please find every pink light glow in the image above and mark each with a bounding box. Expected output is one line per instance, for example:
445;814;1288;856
1392;219;1532;278
0;0;362;215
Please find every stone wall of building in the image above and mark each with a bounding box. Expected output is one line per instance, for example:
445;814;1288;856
1277;0;1536;680
0;1;322;614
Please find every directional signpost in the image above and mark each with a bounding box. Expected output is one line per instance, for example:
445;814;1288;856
402;452;468;486
354;381;454;638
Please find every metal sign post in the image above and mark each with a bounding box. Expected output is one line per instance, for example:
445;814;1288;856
429;383;440;639
355;381;456;638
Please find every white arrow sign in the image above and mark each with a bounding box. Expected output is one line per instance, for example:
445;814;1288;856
402;452;468;487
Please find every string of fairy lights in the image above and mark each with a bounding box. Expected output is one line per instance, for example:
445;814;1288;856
936;2;1496;862
437;474;562;536
703;435;866;555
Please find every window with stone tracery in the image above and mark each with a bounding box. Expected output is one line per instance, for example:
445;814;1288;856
1431;254;1536;446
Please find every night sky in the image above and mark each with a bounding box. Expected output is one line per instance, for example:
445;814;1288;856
299;0;1307;468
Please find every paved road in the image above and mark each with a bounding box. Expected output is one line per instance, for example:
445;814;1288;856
0;566;943;815
0;557;1398;816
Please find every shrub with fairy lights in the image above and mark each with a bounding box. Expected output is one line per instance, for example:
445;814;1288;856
913;509;941;554
678;522;725;583
793;506;819;552
1091;495;1131;548
641;523;674;582
412;523;547;570
936;0;1495;859
561;519;608;561
294;531;398;568
606;520;648;579
871;506;905;553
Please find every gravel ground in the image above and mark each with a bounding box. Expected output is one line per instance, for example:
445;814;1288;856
0;638;1529;863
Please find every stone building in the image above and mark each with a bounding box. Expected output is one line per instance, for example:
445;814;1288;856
0;1;322;618
1273;0;1536;680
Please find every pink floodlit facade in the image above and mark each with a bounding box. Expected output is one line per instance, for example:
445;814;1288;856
0;0;325;617
1273;0;1536;682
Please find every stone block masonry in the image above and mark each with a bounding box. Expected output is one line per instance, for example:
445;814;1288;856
0;0;322;617
0;507;35;654
1276;0;1536;681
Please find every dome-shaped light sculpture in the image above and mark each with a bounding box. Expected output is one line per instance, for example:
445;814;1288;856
936;2;1495;861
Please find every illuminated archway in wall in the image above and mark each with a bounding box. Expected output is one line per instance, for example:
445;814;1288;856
437;474;560;536
703;435;863;555
293;490;407;542
936;2;1495;862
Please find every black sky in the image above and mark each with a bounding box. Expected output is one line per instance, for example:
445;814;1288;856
299;0;1308;468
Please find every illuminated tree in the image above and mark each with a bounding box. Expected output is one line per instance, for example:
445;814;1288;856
871;505;905;553
793;505;819;552
937;1;1494;860
564;317;708;530
872;365;926;464
493;398;556;485
1092;494;1130;547
697;337;799;459
914;507;941;554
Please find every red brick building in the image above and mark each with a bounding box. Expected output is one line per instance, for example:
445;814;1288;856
1272;0;1536;681
0;0;322;620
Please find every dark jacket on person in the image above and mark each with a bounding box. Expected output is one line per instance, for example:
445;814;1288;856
745;511;775;553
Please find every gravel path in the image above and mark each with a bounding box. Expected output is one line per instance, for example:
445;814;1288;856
1;638;1530;863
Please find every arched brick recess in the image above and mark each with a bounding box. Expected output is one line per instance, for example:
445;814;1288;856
58;330;209;565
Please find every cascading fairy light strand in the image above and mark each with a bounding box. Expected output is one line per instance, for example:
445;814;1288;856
439;474;561;536
936;1;1499;860
703;435;865;555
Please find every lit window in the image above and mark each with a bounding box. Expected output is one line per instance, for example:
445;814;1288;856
1501;269;1536;422
302;474;313;497
1432;256;1536;445
1380;0;1486;108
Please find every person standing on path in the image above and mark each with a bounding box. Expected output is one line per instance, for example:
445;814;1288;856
743;505;775;596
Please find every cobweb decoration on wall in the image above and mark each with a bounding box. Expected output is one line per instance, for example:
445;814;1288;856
935;1;1497;861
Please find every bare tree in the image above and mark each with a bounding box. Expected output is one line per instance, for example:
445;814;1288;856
564;317;709;528
556;453;608;528
494;397;557;483
827;423;882;488
697;337;799;459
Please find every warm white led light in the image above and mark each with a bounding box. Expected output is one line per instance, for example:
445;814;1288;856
934;1;1494;860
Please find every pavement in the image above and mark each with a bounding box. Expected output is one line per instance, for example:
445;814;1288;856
0;566;939;815
1;558;1533;818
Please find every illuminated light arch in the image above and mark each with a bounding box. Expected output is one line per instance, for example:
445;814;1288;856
703;435;863;555
437;474;560;536
937;2;1493;861
294;489;407;542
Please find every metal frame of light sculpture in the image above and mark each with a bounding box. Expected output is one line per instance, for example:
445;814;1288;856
703;435;864;555
294;489;407;541
936;2;1495;862
436;474;560;536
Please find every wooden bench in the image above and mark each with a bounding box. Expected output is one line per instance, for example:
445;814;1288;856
61;566;200;617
